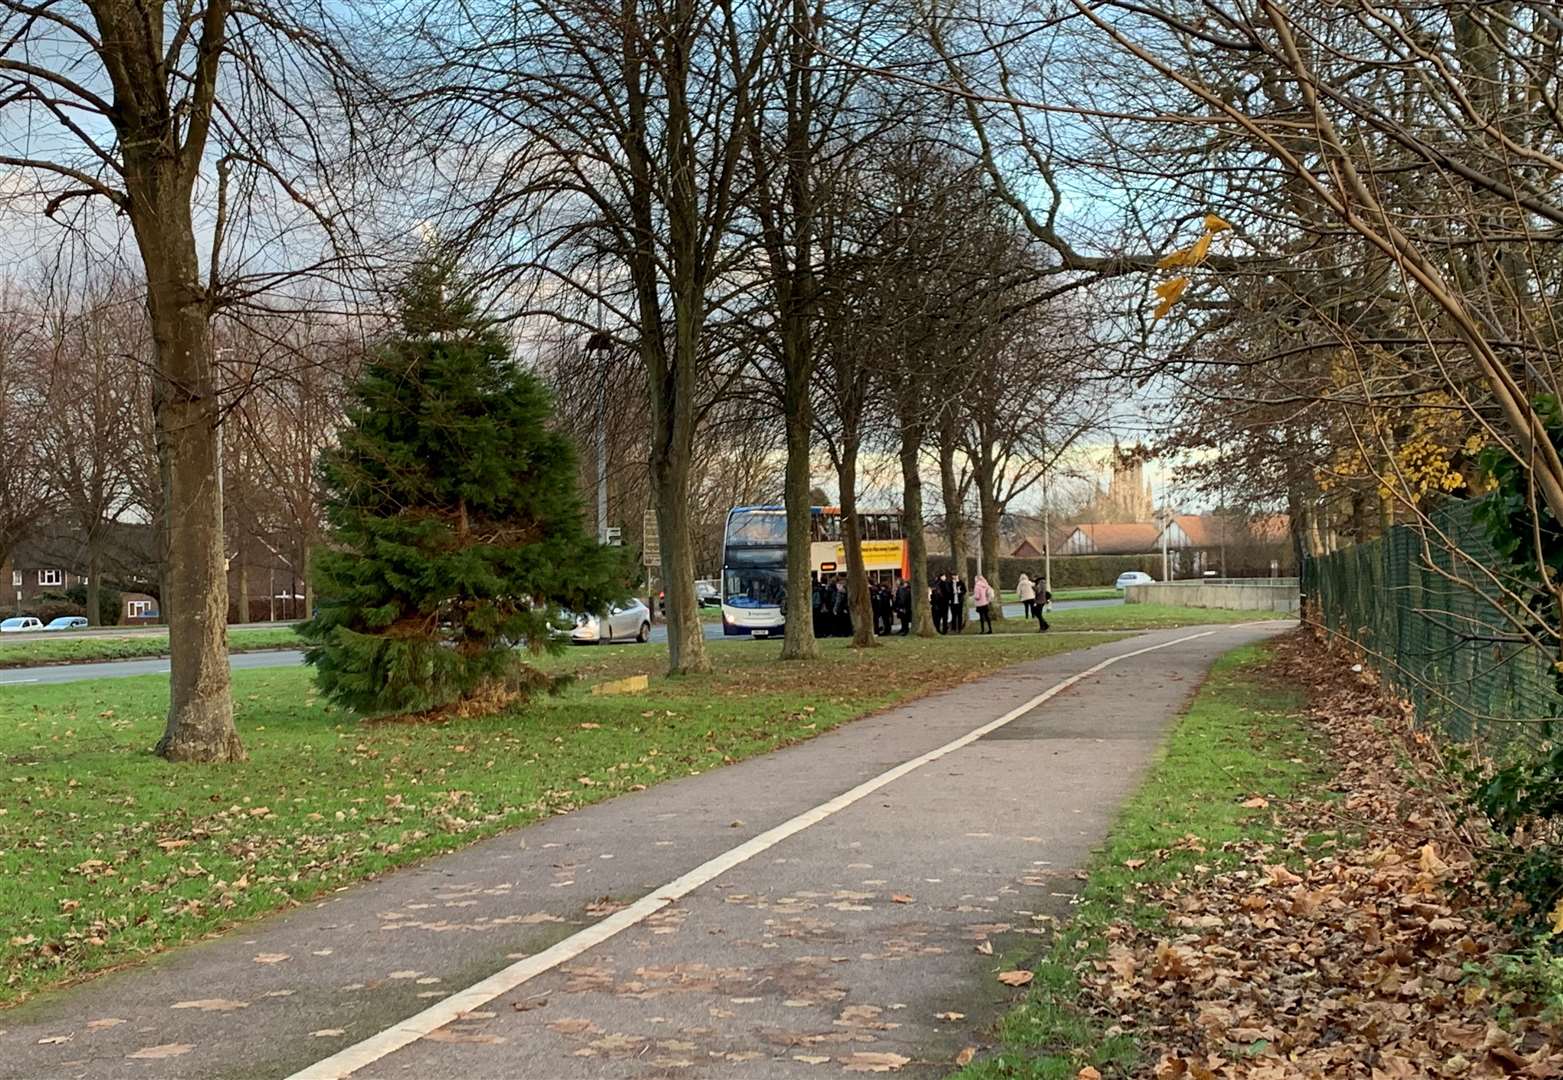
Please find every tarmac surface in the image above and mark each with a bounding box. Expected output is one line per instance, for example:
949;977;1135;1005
0;621;1285;1079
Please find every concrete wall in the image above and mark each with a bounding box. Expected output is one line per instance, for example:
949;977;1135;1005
1126;578;1300;614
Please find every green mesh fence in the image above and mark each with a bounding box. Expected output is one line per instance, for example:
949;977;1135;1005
1303;499;1561;750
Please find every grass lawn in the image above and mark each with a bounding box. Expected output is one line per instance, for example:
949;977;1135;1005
0;630;1127;1005
0;627;300;669
956;644;1324;1079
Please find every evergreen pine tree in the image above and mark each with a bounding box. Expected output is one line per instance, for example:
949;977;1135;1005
299;261;624;715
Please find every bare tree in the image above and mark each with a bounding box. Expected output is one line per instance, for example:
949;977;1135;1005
0;286;53;572
415;0;779;675
0;1;383;760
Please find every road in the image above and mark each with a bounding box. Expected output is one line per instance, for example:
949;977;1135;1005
0;599;1124;687
0;622;1284;1080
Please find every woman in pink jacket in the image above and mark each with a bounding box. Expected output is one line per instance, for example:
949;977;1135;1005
972;574;996;635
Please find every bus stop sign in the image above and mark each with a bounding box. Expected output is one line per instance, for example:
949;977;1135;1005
642;510;661;567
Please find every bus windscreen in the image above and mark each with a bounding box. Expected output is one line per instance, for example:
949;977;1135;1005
723;567;786;608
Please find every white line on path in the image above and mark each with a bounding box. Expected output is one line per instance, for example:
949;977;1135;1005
0;677;39;685
289;628;1223;1080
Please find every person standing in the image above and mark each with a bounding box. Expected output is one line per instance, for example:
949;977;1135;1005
834;575;852;637
931;573;950;634
1017;573;1035;619
950;575;967;633
1035;579;1053;632
972;574;995;634
874;582;893;636
894;579;912;635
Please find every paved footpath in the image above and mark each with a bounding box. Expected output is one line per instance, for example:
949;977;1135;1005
1;622;1286;1080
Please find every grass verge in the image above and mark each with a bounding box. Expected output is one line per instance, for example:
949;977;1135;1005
1041;603;1289;632
0;630;1125;1006
957;643;1324;1078
0;627;300;668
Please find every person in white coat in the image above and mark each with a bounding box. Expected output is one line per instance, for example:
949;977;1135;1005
1017;573;1036;618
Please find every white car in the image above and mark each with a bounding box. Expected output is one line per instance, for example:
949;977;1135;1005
44;616;89;631
568;599;653;644
1114;571;1154;590
0;616;43;633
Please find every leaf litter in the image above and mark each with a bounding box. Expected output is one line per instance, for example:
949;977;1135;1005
1072;633;1563;1079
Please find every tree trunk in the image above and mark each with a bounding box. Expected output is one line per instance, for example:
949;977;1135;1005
135;188;241;763
779;346;819;660
300;539;313;622
645;286;710;675
975;446;1003;621
838;439;876;649
85;538;101;627
899;429;935;638
237;552;250;625
938;435;968;629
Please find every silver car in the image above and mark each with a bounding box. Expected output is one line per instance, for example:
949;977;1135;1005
569;599;653;644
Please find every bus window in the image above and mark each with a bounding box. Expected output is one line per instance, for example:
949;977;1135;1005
728;509;787;546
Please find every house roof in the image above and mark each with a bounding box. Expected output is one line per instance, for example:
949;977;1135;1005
1070;522;1161;554
1168;514;1214;547
1163;513;1293;548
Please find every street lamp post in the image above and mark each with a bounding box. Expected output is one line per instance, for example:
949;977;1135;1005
585;330;612;543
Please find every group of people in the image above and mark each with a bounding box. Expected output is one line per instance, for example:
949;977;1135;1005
811;570;1053;637
812;575;914;637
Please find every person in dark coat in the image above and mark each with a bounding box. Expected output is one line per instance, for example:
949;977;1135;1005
1035;580;1053;632
949;576;967;633
811;572;823;637
833;575;852;637
894;579;912;635
931;573;950;634
871;581;893;636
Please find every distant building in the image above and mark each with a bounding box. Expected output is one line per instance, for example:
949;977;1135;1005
1061;522;1162;555
1078;442;1155;523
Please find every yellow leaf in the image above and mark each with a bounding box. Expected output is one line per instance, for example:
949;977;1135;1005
1549;898;1563;935
1204;213;1232;232
1188;231;1213;264
1154;276;1190;301
1155;246;1194;270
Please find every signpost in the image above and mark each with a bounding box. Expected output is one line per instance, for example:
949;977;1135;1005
641;510;660;566
642;510;661;623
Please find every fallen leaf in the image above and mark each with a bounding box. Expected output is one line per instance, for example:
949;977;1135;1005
127;1044;194;1059
891;894;914;904
843;1051;912;1072
1078;1069;1103;1080
86;1018;127;1030
310;1029;346;1038
997;970;1034;987
252;953;289;964
424;1028;506;1044
1240;796;1269;809
172;999;249;1012
936;1011;966;1021
975;940;994;956
955;1046;977;1066
793;1055;832;1065
547;1018;598;1035
37;1035;71;1045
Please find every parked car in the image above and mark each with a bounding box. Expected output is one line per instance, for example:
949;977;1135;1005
1114;571;1154;590
567;599;653;645
43;616;89;631
0;616;43;633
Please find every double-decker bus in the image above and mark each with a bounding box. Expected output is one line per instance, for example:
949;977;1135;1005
720;505;908;637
